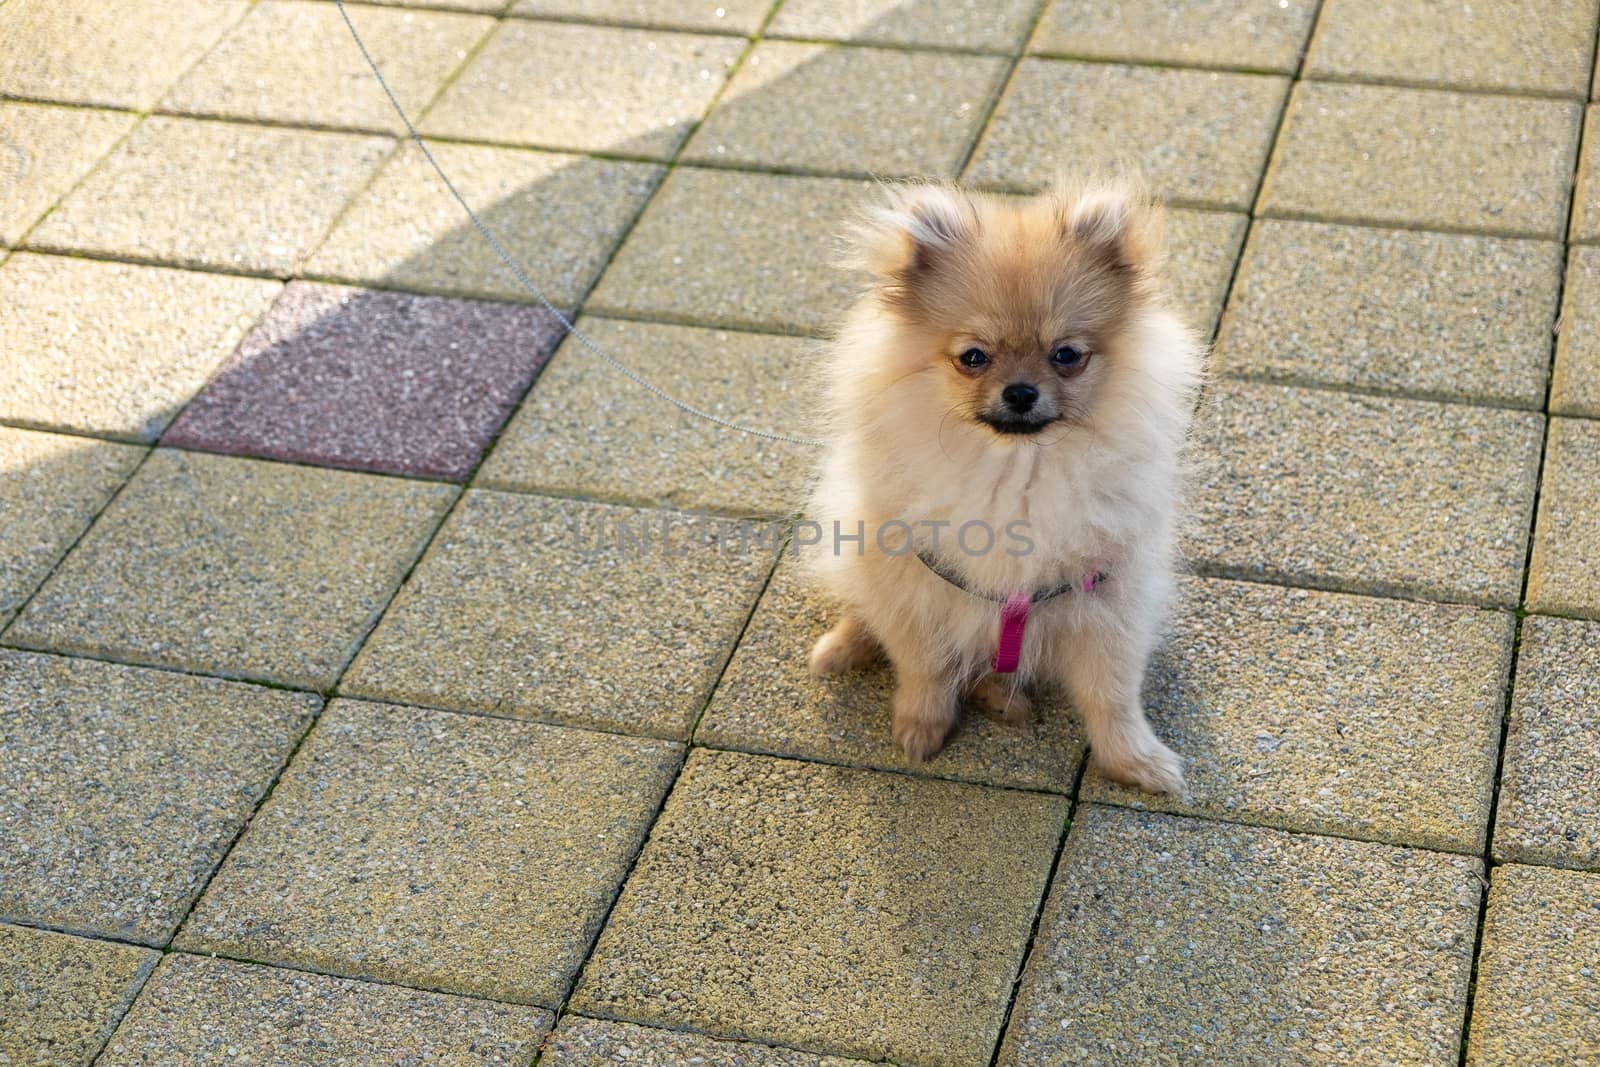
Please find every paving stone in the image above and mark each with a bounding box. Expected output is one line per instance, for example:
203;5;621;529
1306;0;1598;96
163;282;565;480
683;42;1006;177
1032;0;1317;73
423;21;743;159
0;0;249;109
571;749;1067;1066
475;317;813;514
511;0;771;33
180;700;681;1006
0;103;136;245
1495;615;1600;869
1186;381;1544;607
0;427;144;627
543;1016;874;1066
698;562;1088;792
161;0;494;135
1528;417;1600;619
1553;247;1600;417
0;253;282;441
767;0;1038;49
342;491;771;737
998;805;1482;1066
99;954;553;1066
306;141;660;306
0;651;317;943
28;117;392;275
1081;577;1512;853
0;924;156;1067
1465;864;1600;1066
1570;108;1600;242
1216;220;1562;407
1260;82;1582;238
7;450;454;689
965;60;1288;209
1165;208;1248;335
587;167;872;333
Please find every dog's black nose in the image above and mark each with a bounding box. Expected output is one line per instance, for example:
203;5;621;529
1002;382;1039;413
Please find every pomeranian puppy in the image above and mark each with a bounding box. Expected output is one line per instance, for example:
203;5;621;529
804;177;1202;795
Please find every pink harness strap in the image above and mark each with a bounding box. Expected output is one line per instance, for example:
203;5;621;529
991;572;1102;674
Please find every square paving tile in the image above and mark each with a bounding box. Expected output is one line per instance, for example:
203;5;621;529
1216;220;1562;407
162;282;564;480
342;491;772;737
510;0;771;33
1570;108;1600;241
1495;615;1600;869
99;955;553;1065
543;1016;876;1066
0;924;156;1067
1528;417;1600;619
0;0;249;109
1306;0;1598;96
7;450;455;689
698;562;1088;792
475;317;813;514
0;253;282;442
1081;577;1512;853
0;103;136;246
179;699;681;1006
423;21;743;159
767;0;1037;50
0;651;318;943
1260;82;1582;238
1465;864;1600;1066
571;749;1068;1066
1186;381;1545;607
0;427;143;627
28;117;393;275
1553;247;1600;417
1165;208;1248;335
683;42;1006;177
1032;0;1317;73
586;167;871;333
161;0;494;135
305;141;660;306
965;60;1288;209
998;805;1482;1066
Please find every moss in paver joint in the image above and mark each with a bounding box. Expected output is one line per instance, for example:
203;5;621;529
179;700;682;1006
699;561;1088;793
305;141;662;307
342;490;773;737
1031;0;1317;73
0;650;318;943
423;20;744;159
1185;381;1545;607
0;923;157;1067
0;104;137;246
1082;576;1513;854
965;59;1289;210
7;450;455;690
475;317;814;516
572;749;1069;1067
1217;220;1562;408
97;954;553;1065
1527;417;1600;619
1494;615;1600;868
999;805;1482;1066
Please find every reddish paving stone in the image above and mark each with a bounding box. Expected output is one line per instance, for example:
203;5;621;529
163;283;565;480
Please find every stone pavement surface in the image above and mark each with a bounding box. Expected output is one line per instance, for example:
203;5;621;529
1;0;1598;1064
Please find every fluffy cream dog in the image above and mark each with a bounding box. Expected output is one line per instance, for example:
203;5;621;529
804;178;1202;795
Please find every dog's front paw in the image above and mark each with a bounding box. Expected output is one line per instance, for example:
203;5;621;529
969;674;1033;725
1094;733;1186;797
893;713;951;763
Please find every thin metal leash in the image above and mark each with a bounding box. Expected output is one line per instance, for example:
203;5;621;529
332;0;823;449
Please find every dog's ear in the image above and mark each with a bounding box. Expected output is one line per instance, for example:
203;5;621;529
856;184;973;283
1057;180;1163;275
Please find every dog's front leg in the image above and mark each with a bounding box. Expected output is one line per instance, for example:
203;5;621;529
873;625;961;762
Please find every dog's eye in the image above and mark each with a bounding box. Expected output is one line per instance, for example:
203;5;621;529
959;347;990;368
1051;345;1089;370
